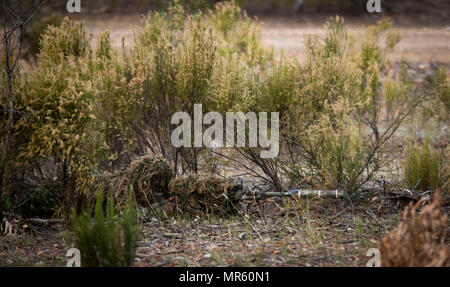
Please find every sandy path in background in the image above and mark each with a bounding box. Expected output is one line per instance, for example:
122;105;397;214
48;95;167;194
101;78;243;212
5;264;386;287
79;14;450;64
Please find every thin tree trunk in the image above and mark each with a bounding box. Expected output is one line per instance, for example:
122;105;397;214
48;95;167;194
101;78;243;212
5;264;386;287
0;0;43;223
0;36;14;222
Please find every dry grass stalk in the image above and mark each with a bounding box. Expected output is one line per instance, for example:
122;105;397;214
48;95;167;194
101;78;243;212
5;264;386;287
379;191;450;266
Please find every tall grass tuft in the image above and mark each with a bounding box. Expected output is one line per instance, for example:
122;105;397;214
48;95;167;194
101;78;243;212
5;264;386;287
403;140;447;192
70;187;140;267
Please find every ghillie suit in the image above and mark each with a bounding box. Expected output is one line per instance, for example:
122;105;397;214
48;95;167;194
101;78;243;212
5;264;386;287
106;155;242;217
108;155;173;206
164;174;243;217
379;191;450;266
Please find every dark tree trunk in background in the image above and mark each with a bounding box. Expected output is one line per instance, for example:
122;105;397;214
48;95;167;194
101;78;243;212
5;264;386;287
0;0;44;222
0;35;15;223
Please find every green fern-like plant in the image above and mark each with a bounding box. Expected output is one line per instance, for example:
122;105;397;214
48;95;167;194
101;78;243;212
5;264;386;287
70;187;140;267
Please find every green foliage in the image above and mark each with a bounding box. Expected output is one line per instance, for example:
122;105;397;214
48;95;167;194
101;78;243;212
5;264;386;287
38;17;89;66
3;1;446;216
433;67;450;115
248;18;370;192
130;3;217;171
92;31;137;170
403;140;447;191
5;2;266;217
17;17;94;167
238;17;424;196
207;1;271;66
353;18;403;140
17;188;59;218
70;188;140;267
125;1;271;173
8;17;106;216
23;13;62;58
422;67;450;123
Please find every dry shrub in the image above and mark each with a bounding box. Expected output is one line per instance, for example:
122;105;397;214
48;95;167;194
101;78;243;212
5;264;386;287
109;155;173;206
379;191;450;266
165;174;242;217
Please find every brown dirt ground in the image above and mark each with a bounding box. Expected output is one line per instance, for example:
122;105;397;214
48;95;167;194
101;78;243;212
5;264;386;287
1;195;448;267
0;195;421;267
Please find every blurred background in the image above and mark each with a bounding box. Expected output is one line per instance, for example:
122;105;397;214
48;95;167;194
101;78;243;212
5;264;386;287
4;0;449;62
9;0;449;19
